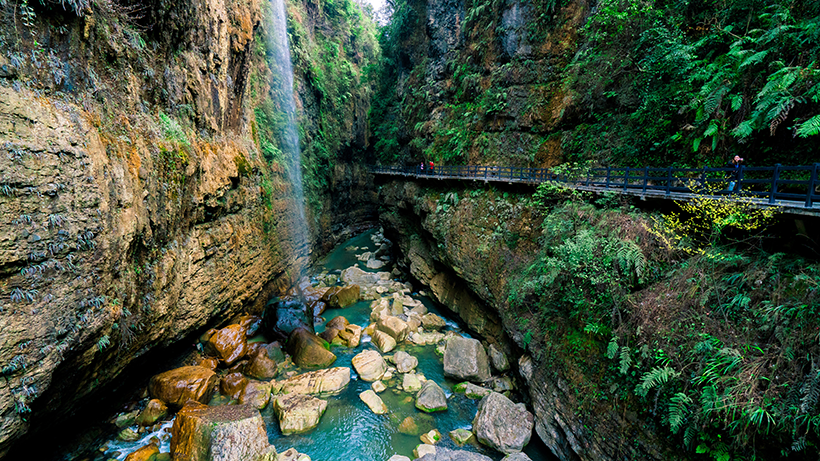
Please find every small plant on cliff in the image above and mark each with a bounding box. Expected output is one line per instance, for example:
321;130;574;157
96;335;110;352
646;181;779;257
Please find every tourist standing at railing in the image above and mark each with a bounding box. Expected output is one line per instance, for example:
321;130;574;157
726;155;744;192
419;162;425;175
429;161;435;175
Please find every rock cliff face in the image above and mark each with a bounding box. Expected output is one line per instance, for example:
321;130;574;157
0;0;376;454
379;180;683;461
374;0;589;165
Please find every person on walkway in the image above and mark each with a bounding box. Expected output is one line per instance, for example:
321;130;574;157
419;162;424;175
429;161;435;175
726;155;744;192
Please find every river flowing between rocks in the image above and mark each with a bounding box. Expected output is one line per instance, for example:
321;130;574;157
74;229;554;461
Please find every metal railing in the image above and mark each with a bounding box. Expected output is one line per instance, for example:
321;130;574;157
369;164;820;211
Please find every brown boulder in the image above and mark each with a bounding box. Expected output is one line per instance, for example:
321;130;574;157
337;324;362;348
148;366;218;408
204;324;248;366
197;357;219;370
246;349;278;380
328;285;361;308
240;380;272;410
319;327;342;344
326;316;350;331
137;399;168;426
272;394;328;435
286;327;337;368
371;330;397;353
170;402;274;461
377;316;409;342
221;372;248;400
125;443;159;461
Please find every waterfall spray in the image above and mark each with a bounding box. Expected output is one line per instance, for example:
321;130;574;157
269;0;310;273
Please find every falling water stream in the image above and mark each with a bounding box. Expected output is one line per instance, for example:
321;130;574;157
269;0;310;272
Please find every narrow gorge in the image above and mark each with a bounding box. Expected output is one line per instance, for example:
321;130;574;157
1;0;819;460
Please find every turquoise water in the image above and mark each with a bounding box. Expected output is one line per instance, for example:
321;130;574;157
265;229;555;461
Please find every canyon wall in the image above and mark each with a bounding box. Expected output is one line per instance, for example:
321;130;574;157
0;0;376;454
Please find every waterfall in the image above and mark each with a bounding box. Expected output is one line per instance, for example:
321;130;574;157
269;0;310;273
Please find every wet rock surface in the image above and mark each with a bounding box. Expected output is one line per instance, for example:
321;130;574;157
148;366;219;409
272;394;328;435
443;337;491;383
472;392;534;454
170;402;274;461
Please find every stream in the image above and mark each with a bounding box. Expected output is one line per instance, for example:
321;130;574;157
77;229;554;461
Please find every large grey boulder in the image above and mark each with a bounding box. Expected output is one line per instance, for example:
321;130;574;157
414;447;493;461
501;453;533;461
170;402;276;461
352;350;387;382
488;343;510;372
472;392;534;454
443;337;491;383
415;380;448;413
394;351;419;373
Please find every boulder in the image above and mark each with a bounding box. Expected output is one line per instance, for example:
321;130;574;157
351;350;387;382
118;428;140;441
366;259;386;269
286;328;337;368
409;304;428;316
408;332;445;346
377;316;409;342
394;351;418;373
443;337;491;383
413;444;436;459
420;429;442;445
319;327;342;344
328;285;361;308
421;314;446;331
453;382;491;399
262;299;314;339
387;456;411;461
115;410;139;428
272;394;328;435
277;367;351;395
501;454;533;461
246;349;278;380
488;344;510;373
240;380;272;410
125;443;159;461
415;380;447;413
203;324;248;366
406;314;422;332
198;357;219;370
337;324;362;348
237;315;262;337
372;330;397;353
359;389;388;414
490;376;514;393
221;372;249;400
149;366;218;408
276;448;312;461
472;392;534;454
372;381;387;393
415;448;493;461
449;428;474;445
170;402;274;461
390;297;404;315
402;373;422;392
137;399;168;426
326;316;349;331
341;266;388;286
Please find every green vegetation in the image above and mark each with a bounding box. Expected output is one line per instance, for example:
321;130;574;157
504;184;820;459
372;0;820;167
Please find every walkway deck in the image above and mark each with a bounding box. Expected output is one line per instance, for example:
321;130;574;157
370;164;820;217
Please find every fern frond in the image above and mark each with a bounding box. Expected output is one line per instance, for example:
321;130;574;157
795;114;820;138
800;365;820;413
668;392;692;433
636;366;680;396
606;336;619;359
619;346;632;375
683;425;697;449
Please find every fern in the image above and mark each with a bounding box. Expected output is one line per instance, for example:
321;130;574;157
636;366;679;396
606;336;619;359
767;98;794;135
800;365;820;413
619;346;632;375
668;392;692;433
795;114;820;138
